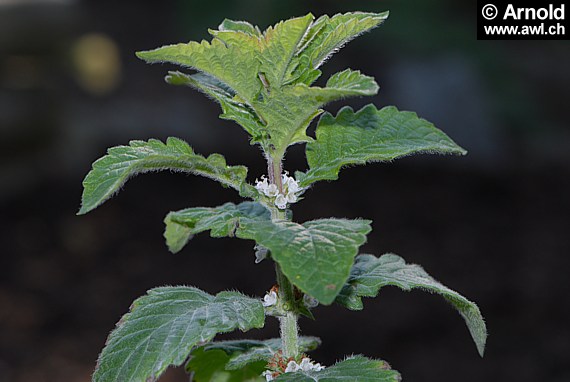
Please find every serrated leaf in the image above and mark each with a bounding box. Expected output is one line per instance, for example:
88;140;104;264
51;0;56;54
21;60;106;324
252;88;321;153
93;286;265;382
218;19;261;36
237;219;372;305
274;355;400;381
254;69;378;157
297;105;467;187
194;336;321;370
138;13;388;156
257;14;314;90
292;69;378;104
336;254;487;357
78;137;252;215
186;348;265;382
137;38;261;104
290;12;389;85
164;202;270;253
166;71;266;141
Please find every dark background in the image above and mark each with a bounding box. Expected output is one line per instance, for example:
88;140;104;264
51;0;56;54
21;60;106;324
1;1;569;381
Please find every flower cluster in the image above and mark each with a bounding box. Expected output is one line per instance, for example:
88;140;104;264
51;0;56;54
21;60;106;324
285;358;325;373
255;173;302;210
262;357;325;381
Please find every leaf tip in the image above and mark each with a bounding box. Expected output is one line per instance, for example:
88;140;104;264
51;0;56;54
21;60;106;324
77;201;94;216
478;345;486;358
135;49;158;63
474;325;487;357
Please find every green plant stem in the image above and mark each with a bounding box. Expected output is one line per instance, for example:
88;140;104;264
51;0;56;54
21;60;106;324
267;156;300;359
269;155;284;194
276;264;299;359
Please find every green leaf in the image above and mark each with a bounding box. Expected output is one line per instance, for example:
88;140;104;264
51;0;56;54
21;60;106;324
186;348;265;382
166;71;266;142
336;254;487;357
238;219;372;305
93;286;265;382
137;13;388;156
78;137;252;215
165;206;372;304
290;12;389;85
254;69;378;157
252;88;321;153
218;19;261;36
164;202;271;253
274;356;400;381
258;14;314;90
292;69;379;104
136;37;261;104
185;337;320;381
297;105;467;187
194;336;321;370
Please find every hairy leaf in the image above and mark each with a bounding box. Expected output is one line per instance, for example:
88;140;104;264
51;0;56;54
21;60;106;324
93;286;265;382
194;336;321;370
218;18;261;36
238;219;372;304
336;254;487;357
258;14;314;90
274;355;400;381
166;71;266;141
164;202;270;253
79;137;252;215
292;69;378;104
136;38;261;104
297;105;467;186
290;12;389;85
186;348;265;382
137;13;387;155
254;69;378;157
252;88;321;153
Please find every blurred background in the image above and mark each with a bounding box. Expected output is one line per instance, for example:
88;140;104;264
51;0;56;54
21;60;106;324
1;0;569;381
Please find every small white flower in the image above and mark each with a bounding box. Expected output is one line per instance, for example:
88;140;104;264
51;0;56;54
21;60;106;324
257;173;303;210
266;183;279;197
286;192;297;204
280;358;325;376
262;291;277;307
274;194;287;209
285;360;301;373
262;370;274;381
299;358;313;372
254;245;268;264
255;177;269;194
295;357;325;372
286;177;301;194
313;362;324;371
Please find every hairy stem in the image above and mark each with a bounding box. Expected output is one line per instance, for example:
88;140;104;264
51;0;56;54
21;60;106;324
267;156;299;359
276;264;299;359
280;311;299;359
268;155;284;194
